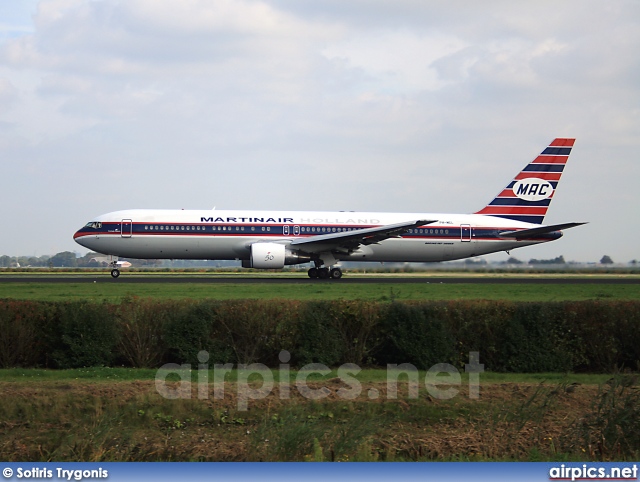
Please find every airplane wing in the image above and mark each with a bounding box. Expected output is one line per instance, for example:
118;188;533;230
498;222;587;239
289;219;437;254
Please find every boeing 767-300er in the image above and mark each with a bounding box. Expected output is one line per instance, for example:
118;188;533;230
74;138;585;279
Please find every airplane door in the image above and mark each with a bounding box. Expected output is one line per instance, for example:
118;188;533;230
283;225;299;236
461;224;472;242
121;219;133;238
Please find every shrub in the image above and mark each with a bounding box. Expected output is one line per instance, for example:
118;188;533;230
47;301;117;368
497;303;579;372
332;301;383;366
0;300;50;368
163;300;224;366
294;301;383;367
214;300;298;366
116;297;172;368
568;301;626;372
376;302;454;370
445;300;507;370
295;301;345;367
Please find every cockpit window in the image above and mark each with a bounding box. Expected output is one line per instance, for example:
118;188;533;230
85;222;102;229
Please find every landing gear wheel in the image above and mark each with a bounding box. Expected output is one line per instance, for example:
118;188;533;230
318;267;330;279
308;267;318;279
329;268;343;279
110;269;120;279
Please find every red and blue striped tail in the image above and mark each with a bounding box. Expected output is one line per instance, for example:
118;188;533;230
474;138;575;224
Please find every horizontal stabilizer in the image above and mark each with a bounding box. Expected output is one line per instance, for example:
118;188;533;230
498;222;587;239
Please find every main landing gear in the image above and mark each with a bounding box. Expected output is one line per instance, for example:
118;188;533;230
307;267;343;279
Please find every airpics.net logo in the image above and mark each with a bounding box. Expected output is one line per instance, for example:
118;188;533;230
549;464;638;481
513;177;554;201
154;350;484;411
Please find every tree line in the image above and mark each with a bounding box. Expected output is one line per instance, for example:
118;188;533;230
0;252;636;268
0;252;159;268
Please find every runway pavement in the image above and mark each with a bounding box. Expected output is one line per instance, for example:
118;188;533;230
0;275;638;284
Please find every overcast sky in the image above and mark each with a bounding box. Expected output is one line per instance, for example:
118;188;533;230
1;0;638;263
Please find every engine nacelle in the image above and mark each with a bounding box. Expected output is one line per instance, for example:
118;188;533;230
250;243;286;269
243;243;312;269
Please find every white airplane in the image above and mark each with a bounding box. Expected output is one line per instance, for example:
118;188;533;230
74;138;585;279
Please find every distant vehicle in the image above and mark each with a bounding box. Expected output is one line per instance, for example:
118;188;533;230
74;138;585;279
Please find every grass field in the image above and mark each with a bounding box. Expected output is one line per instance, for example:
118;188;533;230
0;369;637;462
0;367;614;385
0;280;639;301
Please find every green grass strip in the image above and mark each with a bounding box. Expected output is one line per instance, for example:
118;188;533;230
1;281;639;302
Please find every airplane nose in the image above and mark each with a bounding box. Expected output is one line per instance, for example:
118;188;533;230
73;227;94;248
74;234;88;248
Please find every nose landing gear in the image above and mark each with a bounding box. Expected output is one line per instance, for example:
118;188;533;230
108;258;130;278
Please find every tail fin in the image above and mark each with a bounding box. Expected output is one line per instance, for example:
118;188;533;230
474;138;575;224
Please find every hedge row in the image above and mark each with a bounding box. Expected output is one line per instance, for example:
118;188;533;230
0;298;638;372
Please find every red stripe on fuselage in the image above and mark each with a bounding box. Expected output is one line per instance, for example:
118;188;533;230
475;206;548;215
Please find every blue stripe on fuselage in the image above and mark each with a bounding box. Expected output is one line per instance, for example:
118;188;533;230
76;222;556;243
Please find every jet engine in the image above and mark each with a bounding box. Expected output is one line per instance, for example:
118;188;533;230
243;243;311;269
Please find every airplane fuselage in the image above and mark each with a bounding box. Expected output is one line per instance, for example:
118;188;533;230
74;208;559;264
